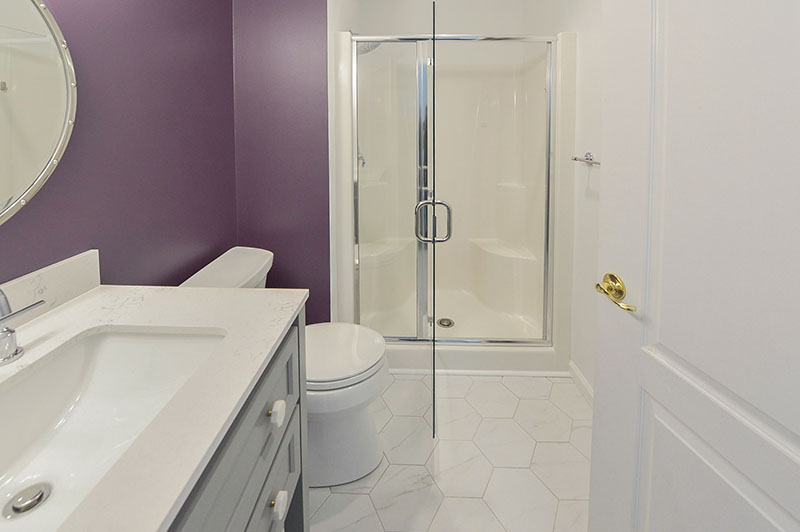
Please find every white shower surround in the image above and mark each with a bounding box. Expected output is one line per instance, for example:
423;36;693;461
328;30;576;373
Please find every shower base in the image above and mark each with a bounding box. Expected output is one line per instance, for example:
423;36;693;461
360;288;541;341
360;288;560;373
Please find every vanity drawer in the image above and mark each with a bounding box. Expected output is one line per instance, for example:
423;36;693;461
234;325;300;469
171;326;300;532
245;408;302;532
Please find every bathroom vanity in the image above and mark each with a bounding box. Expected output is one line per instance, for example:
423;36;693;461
0;267;309;532
170;318;308;532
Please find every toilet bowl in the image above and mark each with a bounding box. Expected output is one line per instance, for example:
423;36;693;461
305;322;389;487
182;247;389;488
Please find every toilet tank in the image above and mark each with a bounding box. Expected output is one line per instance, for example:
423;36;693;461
180;247;274;288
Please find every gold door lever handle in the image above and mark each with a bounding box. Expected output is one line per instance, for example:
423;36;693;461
595;273;637;313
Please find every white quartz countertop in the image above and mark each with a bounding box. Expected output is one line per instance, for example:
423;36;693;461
0;285;308;532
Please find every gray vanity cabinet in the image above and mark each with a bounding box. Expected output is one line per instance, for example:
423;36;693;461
170;312;309;532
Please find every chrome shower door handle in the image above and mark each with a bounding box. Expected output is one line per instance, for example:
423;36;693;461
415;200;435;243
415;200;452;243
433;200;453;243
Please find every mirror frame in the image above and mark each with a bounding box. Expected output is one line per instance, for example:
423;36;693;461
0;0;77;226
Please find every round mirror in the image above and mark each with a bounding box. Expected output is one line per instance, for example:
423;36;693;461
0;0;76;226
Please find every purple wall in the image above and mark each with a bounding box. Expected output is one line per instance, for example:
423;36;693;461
233;0;330;323
0;0;237;287
0;0;333;321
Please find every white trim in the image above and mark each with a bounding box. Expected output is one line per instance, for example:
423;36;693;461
326;23;336;319
390;368;572;378
327;31;357;322
569;359;594;405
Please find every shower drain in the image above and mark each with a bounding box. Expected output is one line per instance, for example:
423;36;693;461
437;318;455;328
3;483;52;519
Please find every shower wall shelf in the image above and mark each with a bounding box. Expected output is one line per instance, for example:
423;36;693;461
572;152;600;166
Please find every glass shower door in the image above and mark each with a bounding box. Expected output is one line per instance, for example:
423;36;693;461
353;32;554;437
354;38;436;432
432;38;552;343
355;41;428;340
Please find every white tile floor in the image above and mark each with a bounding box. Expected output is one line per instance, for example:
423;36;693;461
309;374;592;532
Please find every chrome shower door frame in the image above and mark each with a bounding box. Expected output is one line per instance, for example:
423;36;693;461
415;40;433;340
351;35;555;347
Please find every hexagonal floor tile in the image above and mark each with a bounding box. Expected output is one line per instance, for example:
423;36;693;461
371;465;443;531
466;380;519;418
483;468;558;532
310;493;383;532
514;400;573;442
425;440;492;497
308;487;330;519
502;376;552;399
380;374;395;393
368;396;392;432
423;375;474;398
473;418;536;467
549;382;593;420
380;416;436;464
530;442;591;499
570;420;593;459
424;398;482;440
330;455;389;495
554;500;589;532
382;380;431;416
428;498;505;532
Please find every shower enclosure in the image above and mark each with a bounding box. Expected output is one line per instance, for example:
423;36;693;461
328;1;575;438
353;35;554;348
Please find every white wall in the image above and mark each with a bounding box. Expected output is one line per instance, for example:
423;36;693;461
330;0;568;36
565;0;603;395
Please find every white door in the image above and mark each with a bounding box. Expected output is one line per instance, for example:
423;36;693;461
590;1;800;531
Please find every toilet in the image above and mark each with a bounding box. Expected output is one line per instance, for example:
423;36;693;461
182;246;389;488
304;322;388;487
181;246;274;289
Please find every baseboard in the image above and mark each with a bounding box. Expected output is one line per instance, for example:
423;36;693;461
389;368;572;378
569;360;594;406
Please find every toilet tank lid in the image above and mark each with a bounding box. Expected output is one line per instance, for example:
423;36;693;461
180;246;274;288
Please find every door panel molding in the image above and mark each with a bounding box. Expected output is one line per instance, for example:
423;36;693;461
637;346;800;524
637;394;796;531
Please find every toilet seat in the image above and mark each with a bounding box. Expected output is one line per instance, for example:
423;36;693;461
307;357;384;391
305;323;386;392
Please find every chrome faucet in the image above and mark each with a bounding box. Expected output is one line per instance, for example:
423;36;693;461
0;289;46;367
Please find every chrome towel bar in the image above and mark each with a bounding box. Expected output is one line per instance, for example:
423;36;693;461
571;152;600;166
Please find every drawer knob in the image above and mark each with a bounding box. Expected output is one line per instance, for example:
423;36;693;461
270;490;289;521
267;400;287;428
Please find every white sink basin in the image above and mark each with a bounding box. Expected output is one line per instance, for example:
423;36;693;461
0;325;224;530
